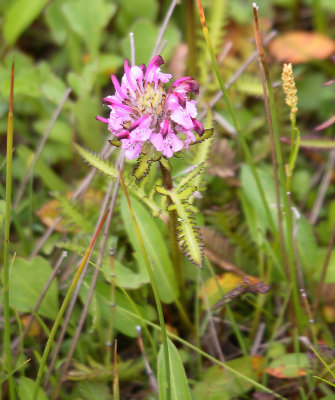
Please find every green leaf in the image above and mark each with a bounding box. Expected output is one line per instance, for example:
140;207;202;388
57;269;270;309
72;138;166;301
176;163;205;192
158;339;192;400
120;196;179;303
267;353;310;378
169;189;204;267
73;97;104;150
3;0;49;44
178;186;197;202
44;0;69;45
9;257;59;320
69;381;112;400
79;281;155;338
62;0;116;56
190;128;214;146
193;356;263;399
74;144;117;178
18;377;48;400
133;149;161;180
17;145;67;192
102;259;148;289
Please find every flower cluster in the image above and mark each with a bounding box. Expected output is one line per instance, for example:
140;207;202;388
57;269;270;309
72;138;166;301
97;55;203;160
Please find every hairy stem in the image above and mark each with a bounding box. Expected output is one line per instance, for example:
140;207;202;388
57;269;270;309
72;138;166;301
119;169;171;400
159;162;186;300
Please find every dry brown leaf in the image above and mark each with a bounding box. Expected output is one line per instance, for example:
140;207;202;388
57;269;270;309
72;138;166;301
21;315;41;337
269;31;335;63
208;139;237;179
36;188;104;232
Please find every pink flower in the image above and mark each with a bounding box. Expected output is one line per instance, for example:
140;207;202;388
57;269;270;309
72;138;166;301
97;55;203;160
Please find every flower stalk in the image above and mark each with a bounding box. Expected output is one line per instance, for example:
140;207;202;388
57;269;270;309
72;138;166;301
119;168;171;400
160;161;186;300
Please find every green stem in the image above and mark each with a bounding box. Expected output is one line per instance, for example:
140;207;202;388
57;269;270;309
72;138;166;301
185;0;197;77
119;170;171;400
160;162;186;302
252;5;303;333
105;251;116;365
195;0;276;234
3;63;16;400
33;208;110;399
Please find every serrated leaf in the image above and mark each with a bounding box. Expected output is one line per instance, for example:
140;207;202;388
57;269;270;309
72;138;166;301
190;128;214;146
74;143;117;178
155;185;170;196
108;139;122;147
178;186;197;202
176;163;205;191
160;156;171;171
169;190;204;267
133;150;160;180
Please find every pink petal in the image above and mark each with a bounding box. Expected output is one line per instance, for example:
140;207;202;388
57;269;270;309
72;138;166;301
166;93;186;110
123;59;138;93
145;55;164;81
171;108;194;129
169;77;199;94
111;74;125;99
151;133;164;151
184;131;196;147
121;139;143;160
159;119;170;136
145;55;171;84
192;119;204;135
186;100;197;118
96;115;109;124
161;133;184;158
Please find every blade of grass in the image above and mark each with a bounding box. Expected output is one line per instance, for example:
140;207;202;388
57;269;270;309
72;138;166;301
252;3;303;332
119;168;171;400
33;207;110;399
3;61;16;400
205;256;248;356
113;340;120;400
195;0;276;235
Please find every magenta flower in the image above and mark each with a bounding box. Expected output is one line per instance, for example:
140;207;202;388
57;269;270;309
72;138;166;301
97;55;204;160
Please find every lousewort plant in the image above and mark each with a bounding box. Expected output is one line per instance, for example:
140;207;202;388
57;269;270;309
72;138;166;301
77;55;212;268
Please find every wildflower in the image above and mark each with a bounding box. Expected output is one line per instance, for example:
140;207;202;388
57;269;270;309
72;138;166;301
97;56;204;160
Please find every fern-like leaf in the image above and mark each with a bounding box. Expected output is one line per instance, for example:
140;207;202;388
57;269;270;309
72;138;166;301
75;143;117;179
54;194;94;233
234;74;263;97
169;189;204;267
176;163;205;191
133;150;161;180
